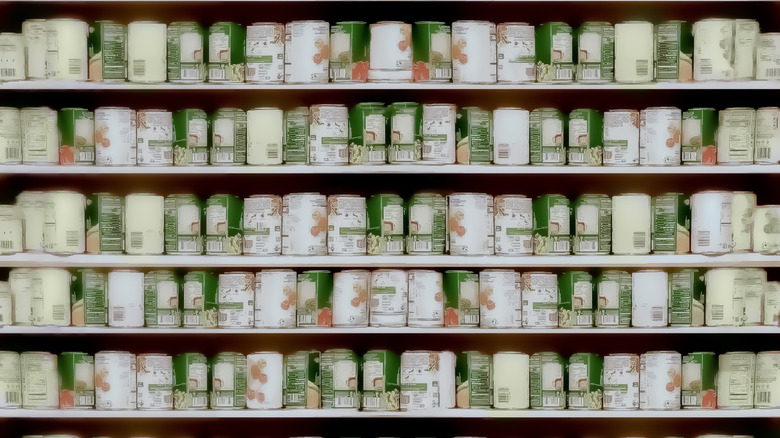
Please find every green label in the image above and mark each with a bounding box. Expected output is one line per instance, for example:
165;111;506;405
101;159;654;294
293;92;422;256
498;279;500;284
89;21;126;80
284;108;309;163
321;350;359;409
456;352;492;408
456;108;492;164
85;194;123;253
407;194;446;254
284;351;321;408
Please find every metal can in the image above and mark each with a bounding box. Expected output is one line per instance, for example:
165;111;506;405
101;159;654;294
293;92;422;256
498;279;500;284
573;194;611;255
144;270;181;328
717;351;756;409
127;21;166;83
568;353;603;410
681;352;717;409
529;352;566;409
46;19;88;81
297;270;333;327
164;194;202;255
422;103;456;164
744;268;766;326
442;270;479;327
400;351;445;410
23;19;47;79
207;22;245;83
309;104;348;165
210;352;247;409
493;352;530;409
108;270;144;328
58;352;95;409
255;269;297;328
456;106;492;165
690;191;733;255
204;194;243;255
332;270;369;327
246;352;284;409
125;194;165;255
479;269;520;328
387;102;422;163
492;108;530;165
615;21;653;83
407;193;446;255
652;193;691;254
603;109;640;166
87;21;127;81
705;268;745;327
246;23;285;84
84;193;123;254
173;353;209;410
217;272;254;328
210;108;247;165
284;21;329;84
70;268;107;327
43;191;85;255
535;22;574;83
568;109;603;166
369;269;408;327
137;109;173;166
0;206;22;255
366;194;405;255
718;108;756;164
367;21;412;82
755;206;780;254
533;194;571;255
95;107;136;166
283;192;328;255
30;268;70;326
58;108;95;165
17;191;44;252
362;350;400;411
447;193;494;255
640;351;682;410
136;353;173;411
21;107;58;165
682;108;718;165
631;270;668;327
348;102;387;164
755;107;780;163
669;268;706;327
734;19;759;80
529;108;565;165
407;270;444;327
243;195;282;256
321;349;359;409
284;107;310;164
757;33;780;80
0;107;21;164
412;21;451;82
693;19;735;81
755;351;780;408
9;269;33;326
247;107;283;165
558;271;594;328
596;270;632;327
603;354;640;410
611;193;651;255
0;33;26;82
764;281;780;326
95;351;137;410
494;195;533;255
167;22;205;83
173;109;209;166
576;22;614;83
327;195;367;255
496;22;535;83
455;351;492;408
451;21;496;84
732;191;757;253
521;272;558;328
0;351;21;408
639;107;682;166
284;350;321;408
21;352;58;409
329;22;369;82
181;271;218;328
655;21;693;82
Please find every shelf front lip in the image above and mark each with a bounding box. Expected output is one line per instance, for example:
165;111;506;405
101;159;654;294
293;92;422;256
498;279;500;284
2;253;780;268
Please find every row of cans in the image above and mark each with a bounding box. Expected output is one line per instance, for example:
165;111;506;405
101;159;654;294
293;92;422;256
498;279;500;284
3;19;779;84
2;349;778;411
1;267;777;329
3;105;780;167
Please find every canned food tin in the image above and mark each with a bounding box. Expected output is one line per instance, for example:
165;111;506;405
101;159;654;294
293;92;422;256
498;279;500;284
494;195;533;255
652;193;691;254
362;350;400;411
369;269;408;327
167;22;205;83
366;194;405;255
205;194;243;255
682;108;718;165
448;193;494;255
757;33;780;81
568;109;603;165
46;19;88;81
536;22;574;83
9;269;33;325
21;107;58;165
669;268;705;327
95;107;136;166
181;271;218;328
407;193;446;255
755;206;780;254
412;22;451;82
310;104;348;165
408;270;444;327
42;191;85;255
717;351;756;409
87;21;127;81
640;351;682;410
387;102;422;163
743;268;766;326
400;351;444;410
681;352;717;409
254;270;297;328
734;19;759;80
603;109;640;166
0;33;25;82
558;271;594;328
283;193;328;255
95;351;137;410
210;108;247;165
327;195;367;255
246;23;285;84
573;194;611;255
452;21;496;84
596;270;632;327
207;22;245;83
577;22;614;83
612;193;651;255
243;195;282;255
529;352;565;409
496;23;535;83
718;108;756;164
456;107;492;164
247;108;283;165
58;108;95;165
127;21;166;83
21;352;58;409
705;268;745;327
731;191;756;253
479;269;520;328
348;102;387;164
144;270;181;327
530;108;565;165
31;268;70;326
329;22;369;82
764;281;780;326
246;352;283;409
332;270;369;327
0;351;21;408
136;353;173;410
603;354;640;410
137;109;173;166
493;352;529;409
0;107;21;164
284;21;329;84
173;109;209;166
639;107;682;166
533;194;571;255
442;270;479;327
521;272;558;328
690;191;733;255
125;193;164;255
16;191;43;252
284;350;321;408
163;194;202;255
631;270;668;327
0;206;22;255
368;21;412;82
58;352;94;409
284;107;310;164
755;107;780;163
755;351;780;408
210;352;247;409
615;21;653;83
655;21;693;82
297;270;333;327
70;268;107;327
23;19;47;79
693;19;735;81
108;270;144;327
492;108;530;165
422;103;456;163
455;351;492;408
568;353;603;410
172;353;208;410
217;272;254;328
321;349;359;409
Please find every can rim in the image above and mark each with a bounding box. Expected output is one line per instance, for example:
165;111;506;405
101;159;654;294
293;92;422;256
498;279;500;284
494;351;529;355
96;106;133;111
96;350;133;355
286;192;324;197
495;107;530;111
287;20;329;25
497;22;532;27
257;269;296;273
608;109;639;113
642;351;681;355
757;106;780;111
248;351;284;355
453;20;495;25
371;21;410;26
249;22;283;26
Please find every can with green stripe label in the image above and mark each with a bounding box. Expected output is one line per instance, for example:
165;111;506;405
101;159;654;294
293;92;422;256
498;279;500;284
407;193;446;255
412;21;452;82
329;22;369;82
284;350;321;409
573;194;611;255
568;109;603;165
173;109;209;166
284;107;310;164
530;108;566;165
348;102;386;164
210;108;247;165
681;352;717;409
456;351;492;408
533;194;571;255
652;193;691;254
362;349;400;411
208;22;245;83
682;108;718;165
164;194;203;254
595;270;632;327
443;270;479;327
87;21;127;81
204;194;243;255
669;268;705;327
530;352;566;409
367;194;406;255
456;107;492;164
558;271;595;328
58;108;95;165
173;353;209;410
144;270;181;327
59;352;95;409
70;268;107;327
181;271;218;328
387;102;422;163
654;21;693;82
576;22;614;83
85;193;124;254
568;353;603;410
322;349;360;409
297;270;333;327
168;22;206;83
536;22;575;83
210;352;247;409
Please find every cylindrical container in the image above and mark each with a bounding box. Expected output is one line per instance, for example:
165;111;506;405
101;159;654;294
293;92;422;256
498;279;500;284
492;352;530;409
529;108;565;165
693;19;735;81
94;351;137;410
0;351;21;408
655;21;694;82
218;272;254;328
632;270;668;327
743;268;766;327
479;269;521;328
496;23;535;83
210;352;247;410
533;194;571;255
31;268;71;326
144;270;181;328
764;281;780;326
407;270;444;327
652;193;691;254
529;352;565;409
167;22;206;83
164;194;202;255
407;193;446;255
21;107;58;165
573;194;611;255
558;271;594;328
204;194;243;255
17;191;45;252
690;191;733;255
282;193;328;255
370;269;408;327
136;353;173;411
108;270;144;328
58;352;94;409
421;103;456;164
58;108;95;165
717;352;756;409
181;271;218;328
247;108;283;165
173;353;209;410
681;352;717;409
254;269;297;328
327;195;367;255
362;350;401;411
494;194;533;255
332;270;369;327
754;206;780;254
614;21;653;83
452;21;497;84
87;20;127;82
246;23;285;84
493;108;530;165
284;21;329;84
0;206;24;254
447;193;494;255
85;193;124;255
125;193;164;255
95;107;137;166
639;107;682;166
535;22;574;83
669;268;706;327
0;107;22;164
682;108;718;165
705;268;745;327
348;102;387;164
367;21;412;82
321;349;360;409
757;33;780;80
210;108;247;165
23;19;48;79
603;353;640;410
756;107;780;163
70;269;107;327
127;21;166;83
640;351;682;410
243;195;282;256
733;190;756;253
612;193;651;255
46;19;88;81
21;352;58;409
42;191;85;255
387;102;422;163
755;351;780;408
9;269;34;326
412;21;452;82
0;286;12;327
456;106;493;165
0;33;26;82
455;351;492;408
366;194;405;255
400;351;453;410
521;272;558;328
329;21;369;82
577;22;614;83
568;109;604;166
309;104;348;165
603;109;640;166
443;270;479;327
136;109;173;166
207;22;246;83
734;19;759;80
718;108;756;164
568;353;603;410
297;270;333;327
283;350;322;409
246;352;284;409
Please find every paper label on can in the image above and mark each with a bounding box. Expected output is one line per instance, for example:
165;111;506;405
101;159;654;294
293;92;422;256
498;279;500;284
246;25;284;83
603;355;639;409
401;352;440;409
310;106;348;164
497;24;535;83
422;105;455;163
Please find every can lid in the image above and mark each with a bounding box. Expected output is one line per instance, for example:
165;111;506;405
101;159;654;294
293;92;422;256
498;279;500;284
523;271;555;275
722;351;755;355
616;193;650;197
250;22;283;27
495;107;529;112
687;352;717;355
494;351;529;355
606;353;638;357
0;32;22;37
447;192;491;197
110;269;142;273
335;21;367;25
249;107;282;111
96;350;133;354
407;269;440;274
372;21;410;26
257;269;296;273
415;21;446;25
453;20;495;25
497;22;531;26
336;269;371;275
686;107;717;111
138;109;169;113
608;109;639;113
129;21;163;25
170;21;201;26
96;106;133;111
758;106;780;111
618;21;653;25
723;107;756;111
643;351;681;355
223;271;253;275
287;20;329;25
329;194;364;199
286;192;323;197
644;106;681;111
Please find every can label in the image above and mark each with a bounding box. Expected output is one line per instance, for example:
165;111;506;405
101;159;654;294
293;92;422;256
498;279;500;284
211;353;247;409
497;23;535;83
755;352;780;408
407;194;446;254
681;108;717;165
452;21;497;84
718;108;756;164
456;351;492;408
321;349;359;409
95;107;136;166
136;354;173;410
408;271;444;327
137;110;173;166
297;271;333;327
21;352;59;409
370;270;408;327
387;103;422;163
530;108;565;165
310;105;349;164
529;353;565;409
173;109;209;166
422;104;456;163
247;352;283;409
255;270;297;328
568;109;603;165
640;352;682;410
246;23;285;83
400;351;443;409
327;196;367;255
211;108;247;165
639;107;682;166
558;271;594;328
173;353;208;410
412;22;452;82
533;194;571;255
95;352;136;410
0;108;22;164
181;271;218;328
576;22;614;82
535;22;574;83
205;195;243;255
681;352;717;409
282;193;327;255
243;195;282;255
669;269;705;326
652;193;691;254
58;108;95;165
362;350;400;411
456;107;492;164
494;195;533;255
522;272;558;327
443;270;480;327
218;272;254;328
596;270;632;327
284;107;309;163
284;350;321;409
366;194;405;255
284;21;329;84
329;22;369;82
59;352;95;409
0;352;21;408
568;353;603;409
88;21;127;81
167;22;205;82
573;194;611;255
717;352;756;408
654;21;693;82
448;193;494;255
755;107;780;163
603;354;639;410
144;270;181;327
164;194;202;254
70;269;107;326
348;103;386;164
85;193;123;254
208;22;246;83
333;271;369;327
603;110;640;166
479;270;521;328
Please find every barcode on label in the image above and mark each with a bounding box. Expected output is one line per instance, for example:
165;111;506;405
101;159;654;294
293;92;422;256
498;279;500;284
192;396;208;407
604;150;613;160
633;232;646;249
756;391;771;404
682;395;699;406
682;151;698;162
0;68;16;79
651;306;665;322
331;68;348;80
569;152;584;163
179;241;197;252
699;59;713;75
400;394;410;405
267;144;279;159
423;144;432;155
577;314;592;325
498;144;510;159
52;304;65;321
413;241;431;252
543;152;560;162
207;240;223;252
338;148;348;158
363;396;380;408
288;393;301;403
756;147;771;160
335;396;354;408
764;68;780;78
393;150;413;161
219;312;227;322
498;389;510;403
369;150;386;162
386;240;403;253
216;152;233;163
66;230;80;247
556;68;572;80
133;60;145;76
217;396;233;407
112;306;125;322
711;304;724;321
696;231;710;248
298;314;313;325
164;394;172;404
68;58;82;75
130;232;143;248
604;394;613;405
184;314;200;326
578;240;598;252
435;68;450;78
569;395;584;407
159;314;175;325
636;60;649;76
5;147;20;160
600;313;618;325
583;68;600;80
79;395;94;406
192;152;208;163
0;240;14;249
4;391;19;404
182;68;200;79
544;396;560;406
209;69;226;80
79;151;95;162
465;314;479;324
553;240;570;253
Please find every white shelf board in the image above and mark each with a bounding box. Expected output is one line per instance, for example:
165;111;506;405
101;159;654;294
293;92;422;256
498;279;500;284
2;253;780;268
2;164;779;175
